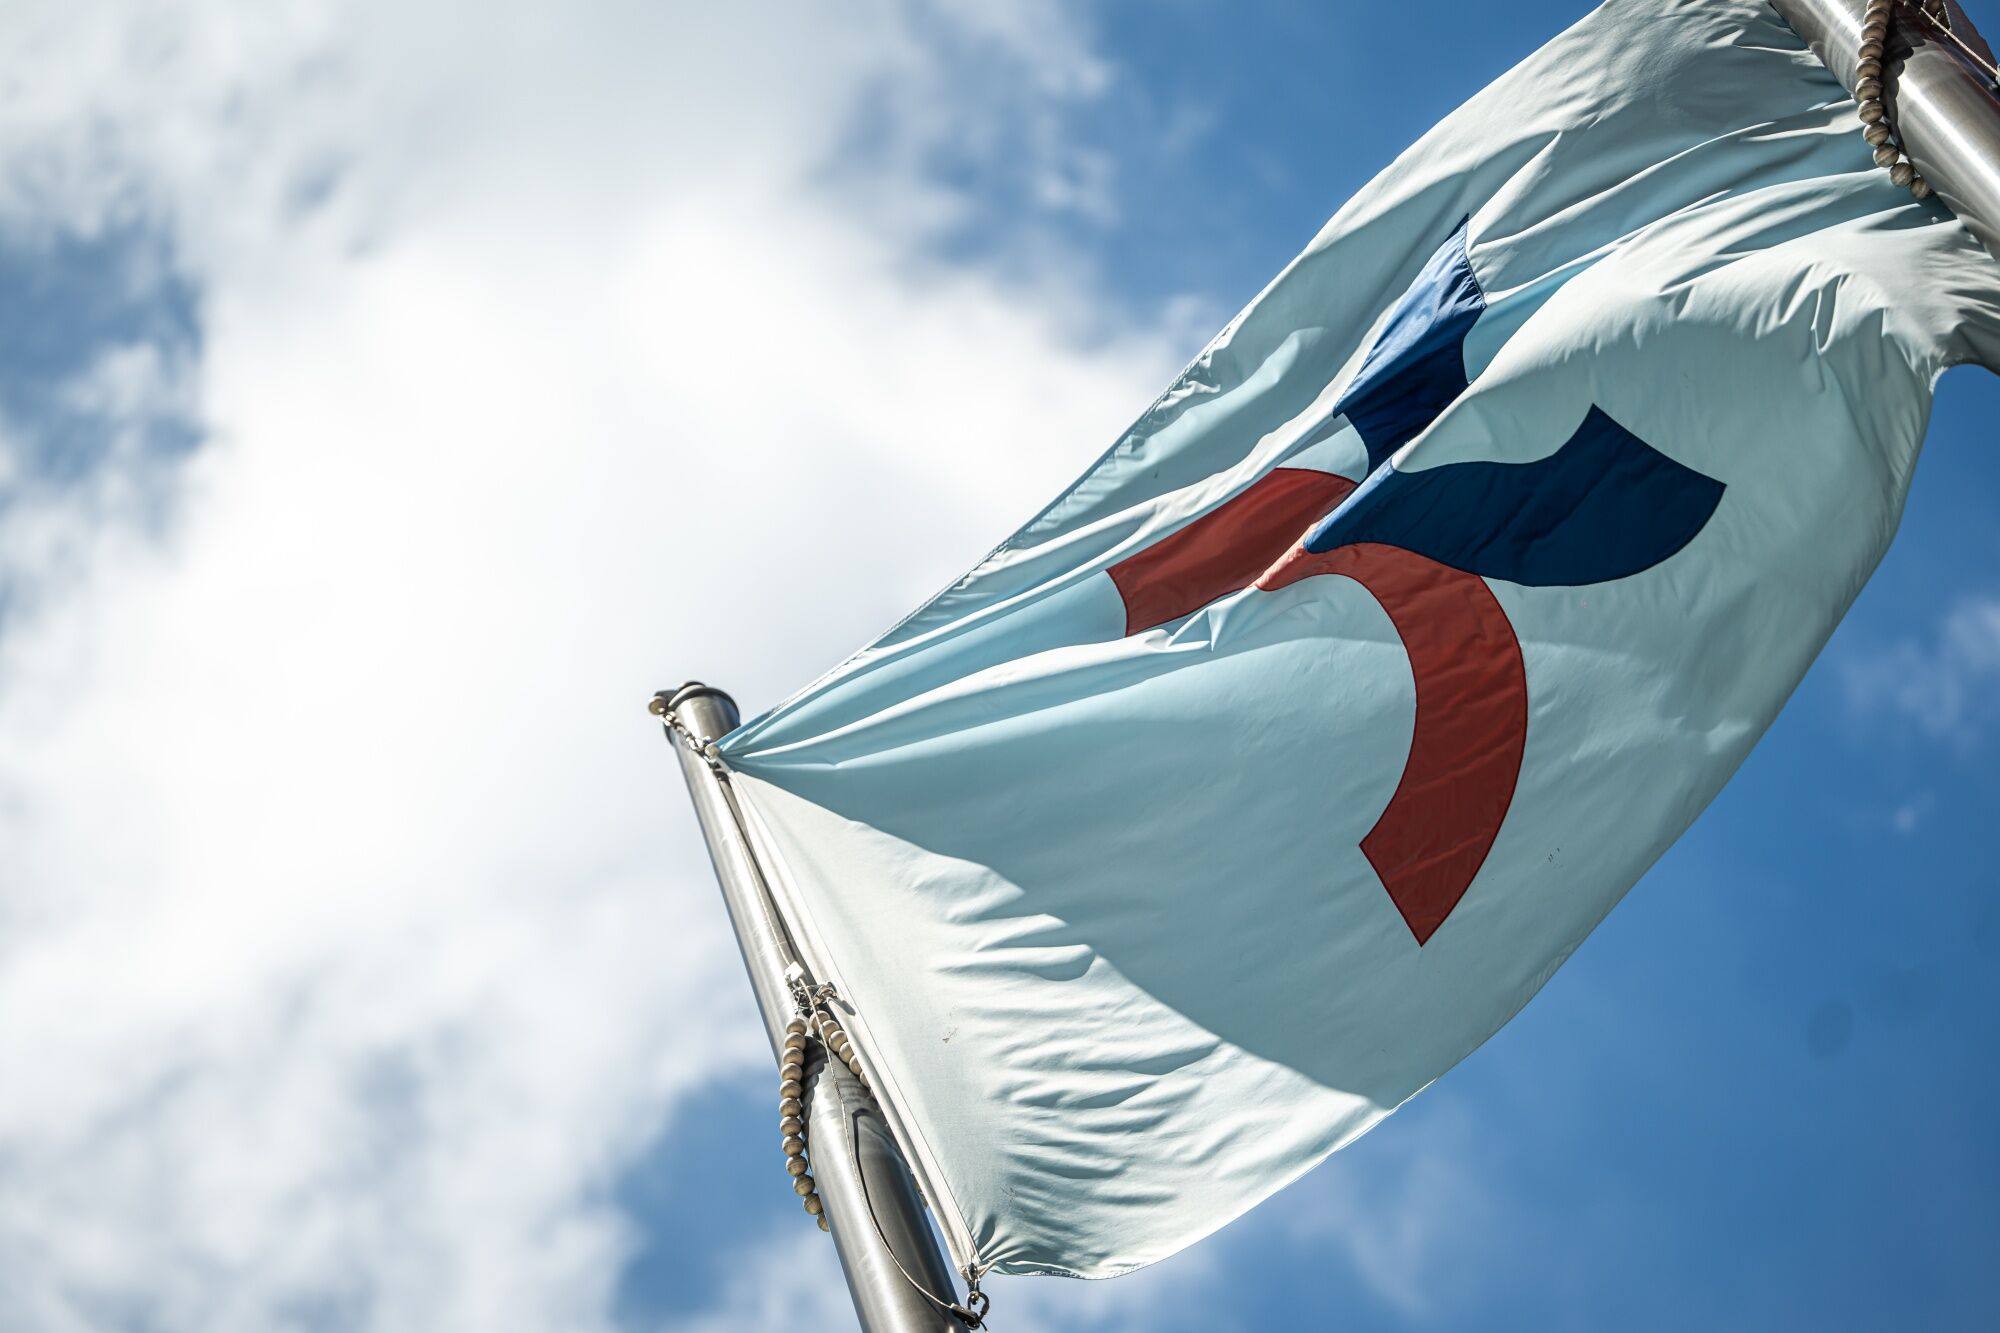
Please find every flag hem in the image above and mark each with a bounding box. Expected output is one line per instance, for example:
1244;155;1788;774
729;770;988;1279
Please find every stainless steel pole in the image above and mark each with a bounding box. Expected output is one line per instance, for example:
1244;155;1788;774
1771;0;2000;264
655;683;966;1333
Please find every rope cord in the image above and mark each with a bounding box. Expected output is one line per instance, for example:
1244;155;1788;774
847;1105;990;1328
812;985;990;1329
1918;1;2000;88
656;700;811;977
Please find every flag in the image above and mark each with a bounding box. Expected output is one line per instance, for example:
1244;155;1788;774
713;0;2000;1280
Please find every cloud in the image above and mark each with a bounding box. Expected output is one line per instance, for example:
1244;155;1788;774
1889;791;1935;834
1838;595;2000;748
0;2;1193;1328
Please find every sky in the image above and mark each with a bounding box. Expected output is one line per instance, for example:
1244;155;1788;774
0;1;1995;1330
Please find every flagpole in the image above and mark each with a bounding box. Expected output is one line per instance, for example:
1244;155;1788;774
1771;0;2000;264
655;684;968;1333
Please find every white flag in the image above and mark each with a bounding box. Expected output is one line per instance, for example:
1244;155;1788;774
715;0;2000;1280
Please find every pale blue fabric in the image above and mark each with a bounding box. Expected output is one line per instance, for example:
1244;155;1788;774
718;0;2000;1279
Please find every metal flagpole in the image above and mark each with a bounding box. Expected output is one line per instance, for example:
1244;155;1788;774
652;683;971;1333
1770;0;2000;264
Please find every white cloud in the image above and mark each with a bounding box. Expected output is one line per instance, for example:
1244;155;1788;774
0;2;1195;1328
1889;791;1935;834
1839;595;2000;747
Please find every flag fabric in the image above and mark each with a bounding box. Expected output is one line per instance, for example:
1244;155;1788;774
713;0;2000;1279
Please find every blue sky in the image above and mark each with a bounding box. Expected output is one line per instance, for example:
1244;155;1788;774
0;1;1996;1330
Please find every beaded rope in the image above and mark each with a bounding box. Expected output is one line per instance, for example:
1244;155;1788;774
1858;0;1935;199
777;1013;829;1230
778;987;876;1233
